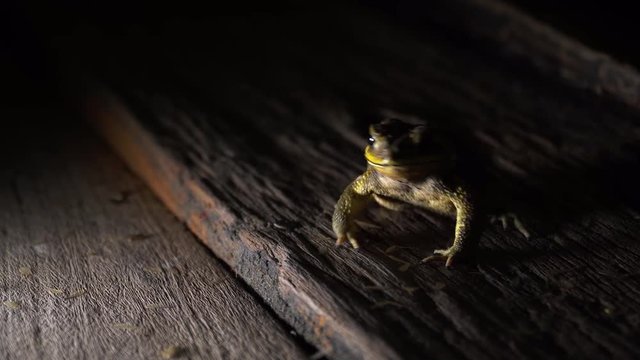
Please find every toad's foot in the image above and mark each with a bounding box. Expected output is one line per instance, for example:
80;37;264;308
335;232;360;249
421;246;462;268
491;213;530;239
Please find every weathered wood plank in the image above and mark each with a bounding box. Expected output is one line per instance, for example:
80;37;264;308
60;4;640;360
421;0;640;108
0;111;308;360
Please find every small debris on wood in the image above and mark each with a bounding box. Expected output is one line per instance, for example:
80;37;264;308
272;222;288;230
18;266;32;277
3;300;21;309
604;307;614;316
268;219;300;231
32;243;48;255
46;287;64;297
402;286;419;295
144;266;163;275
552;235;566;245
65;289;86;299
109;190;131;204
160;345;185;359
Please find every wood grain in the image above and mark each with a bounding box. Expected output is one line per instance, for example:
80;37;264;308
0;110;308;360
423;0;640;108
57;3;640;360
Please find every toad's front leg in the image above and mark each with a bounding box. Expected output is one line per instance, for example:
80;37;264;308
332;173;373;249
423;190;478;267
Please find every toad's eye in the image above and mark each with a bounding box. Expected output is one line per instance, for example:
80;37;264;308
368;137;375;145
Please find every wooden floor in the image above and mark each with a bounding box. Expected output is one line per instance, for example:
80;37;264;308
0;112;308;359
3;0;640;359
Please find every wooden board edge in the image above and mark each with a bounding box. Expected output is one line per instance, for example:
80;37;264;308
82;84;403;360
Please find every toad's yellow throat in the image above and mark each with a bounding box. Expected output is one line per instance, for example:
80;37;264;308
365;145;445;179
365;145;441;166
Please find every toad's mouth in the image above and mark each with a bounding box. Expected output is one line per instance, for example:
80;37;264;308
364;145;443;167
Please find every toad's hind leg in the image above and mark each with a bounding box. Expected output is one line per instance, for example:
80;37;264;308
422;190;478;267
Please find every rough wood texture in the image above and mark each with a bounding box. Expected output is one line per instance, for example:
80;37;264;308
59;2;640;360
423;0;640;108
0;110;308;359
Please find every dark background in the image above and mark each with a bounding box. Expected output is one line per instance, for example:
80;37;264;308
2;0;639;117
